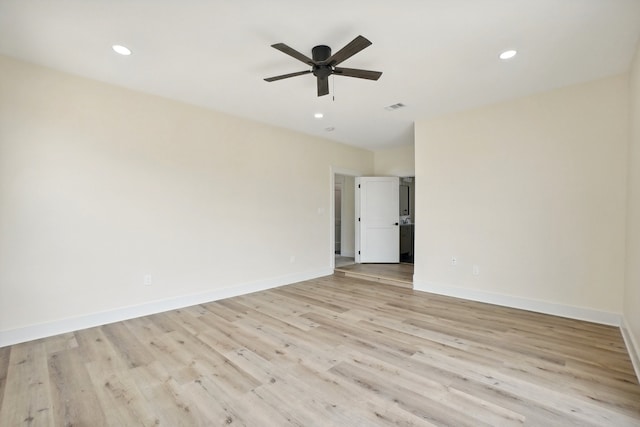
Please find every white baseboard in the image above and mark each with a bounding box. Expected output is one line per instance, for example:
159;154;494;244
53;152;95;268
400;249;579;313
0;267;332;348
413;280;622;326
621;317;640;382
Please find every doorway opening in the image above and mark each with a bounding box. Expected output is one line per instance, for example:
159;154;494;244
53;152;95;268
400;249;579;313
334;174;356;268
399;177;415;264
331;170;415;288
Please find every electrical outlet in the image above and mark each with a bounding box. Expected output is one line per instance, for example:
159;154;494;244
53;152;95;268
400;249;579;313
144;274;152;286
451;256;457;266
289;255;296;264
473;265;480;276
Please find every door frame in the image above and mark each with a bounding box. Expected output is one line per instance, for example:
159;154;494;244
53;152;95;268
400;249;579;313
329;166;364;269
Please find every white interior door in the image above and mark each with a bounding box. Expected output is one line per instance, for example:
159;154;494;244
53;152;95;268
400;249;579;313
356;177;399;263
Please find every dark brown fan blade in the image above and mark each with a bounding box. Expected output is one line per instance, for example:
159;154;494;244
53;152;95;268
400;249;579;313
333;67;382;80
271;43;315;66
264;70;312;82
317;77;329;97
324;35;372;66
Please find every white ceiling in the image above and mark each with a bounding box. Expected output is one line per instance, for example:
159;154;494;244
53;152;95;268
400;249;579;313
1;1;639;150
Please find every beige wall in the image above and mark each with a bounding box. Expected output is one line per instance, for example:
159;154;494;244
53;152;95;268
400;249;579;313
625;41;640;371
414;75;629;320
374;144;415;176
0;55;374;337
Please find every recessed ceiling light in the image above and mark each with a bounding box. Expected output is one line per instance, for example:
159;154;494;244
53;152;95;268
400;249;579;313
112;44;132;56
499;50;517;60
314;113;324;119
325;127;335;132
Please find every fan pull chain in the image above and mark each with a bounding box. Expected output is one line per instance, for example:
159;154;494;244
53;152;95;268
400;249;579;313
332;74;336;101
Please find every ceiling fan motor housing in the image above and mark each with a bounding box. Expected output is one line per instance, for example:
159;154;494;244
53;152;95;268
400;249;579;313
312;45;331;62
312;45;333;78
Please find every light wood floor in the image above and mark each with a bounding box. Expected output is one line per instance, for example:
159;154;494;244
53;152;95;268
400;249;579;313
334;255;355;268
1;274;639;426
335;263;414;288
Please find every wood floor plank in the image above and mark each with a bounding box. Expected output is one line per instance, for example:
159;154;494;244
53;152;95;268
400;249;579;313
233;293;320;331
84;361;159;427
181;375;257;426
195;307;285;362
330;360;497;427
282;359;438;427
130;365;205;426
0;346;10;412
411;345;638;426
339;347;527;426
363;307;640;404
1;274;639;426
404;350;596;426
0;342;54;427
335;262;414;285
271;286;351;313
100;322;156;369
48;348;108;426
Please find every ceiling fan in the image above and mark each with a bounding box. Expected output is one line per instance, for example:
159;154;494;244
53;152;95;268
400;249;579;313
264;35;382;97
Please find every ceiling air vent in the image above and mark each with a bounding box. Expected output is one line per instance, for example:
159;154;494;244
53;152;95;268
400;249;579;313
384;102;406;111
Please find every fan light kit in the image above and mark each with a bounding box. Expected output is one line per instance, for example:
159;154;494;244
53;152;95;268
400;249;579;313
264;35;382;97
499;49;517;60
112;44;132;56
